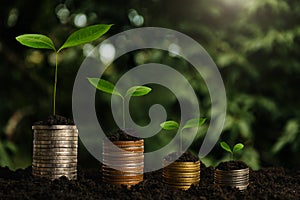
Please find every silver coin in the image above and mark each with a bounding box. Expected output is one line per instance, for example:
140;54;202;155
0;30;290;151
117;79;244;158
32;159;77;164
33;148;77;152
34;140;77;145
34;132;78;137
33;144;78;148
33;130;78;137
33;155;77;160
32;163;77;168
33;173;77;180
32;125;78;130
33;151;77;156
34;136;78;141
32;166;77;172
32;170;77;176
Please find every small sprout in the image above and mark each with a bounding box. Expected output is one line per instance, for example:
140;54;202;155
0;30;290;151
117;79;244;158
16;24;112;115
160;118;206;152
220;141;244;160
88;78;152;129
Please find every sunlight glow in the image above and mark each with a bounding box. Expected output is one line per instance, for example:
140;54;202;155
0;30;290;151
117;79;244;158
74;13;87;27
99;43;116;65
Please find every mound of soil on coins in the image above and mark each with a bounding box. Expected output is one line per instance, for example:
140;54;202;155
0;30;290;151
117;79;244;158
164;152;199;162
33;115;75;125
0;164;299;199
107;129;141;141
216;160;248;171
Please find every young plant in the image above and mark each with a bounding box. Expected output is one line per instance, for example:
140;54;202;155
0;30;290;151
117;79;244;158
16;24;112;116
88;78;152;129
220;141;244;160
160;118;206;153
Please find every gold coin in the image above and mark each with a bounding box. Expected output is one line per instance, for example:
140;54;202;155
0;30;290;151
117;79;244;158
103;174;143;179
164;179;198;186
112;140;143;145
102;166;143;174
164;161;200;167
103;161;144;166
163;172;200;178
103;147;144;153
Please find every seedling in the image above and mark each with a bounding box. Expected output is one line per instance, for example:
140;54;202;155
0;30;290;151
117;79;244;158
220;141;244;160
160;118;206;152
88;78;151;129
16;24;112;115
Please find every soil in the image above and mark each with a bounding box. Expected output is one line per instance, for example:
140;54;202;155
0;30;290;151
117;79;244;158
33;115;75;125
216;160;248;171
107;129;141;141
1;165;299;199
164;152;199;162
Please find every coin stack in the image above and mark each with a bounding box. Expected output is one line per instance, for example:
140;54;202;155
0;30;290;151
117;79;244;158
32;125;78;180
102;140;144;187
163;160;200;190
214;168;249;190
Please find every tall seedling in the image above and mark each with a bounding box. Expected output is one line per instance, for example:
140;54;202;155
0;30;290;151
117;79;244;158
16;24;112;115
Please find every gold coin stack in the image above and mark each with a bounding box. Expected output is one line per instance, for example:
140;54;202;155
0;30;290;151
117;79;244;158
32;125;78;180
163;160;200;190
214;168;249;190
102;140;144;187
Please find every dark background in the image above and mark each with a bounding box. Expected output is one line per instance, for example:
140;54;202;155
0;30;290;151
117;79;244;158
0;0;299;170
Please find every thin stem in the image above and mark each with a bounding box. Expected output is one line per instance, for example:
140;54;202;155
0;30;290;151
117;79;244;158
53;52;58;115
122;96;125;130
180;130;182;153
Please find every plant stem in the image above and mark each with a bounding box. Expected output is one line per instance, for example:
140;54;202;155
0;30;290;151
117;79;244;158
53;52;58;116
180;130;182;153
122;96;125;130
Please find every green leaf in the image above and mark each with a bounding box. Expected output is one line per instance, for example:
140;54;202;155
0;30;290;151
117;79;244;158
59;24;112;51
220;141;232;153
160;121;179;130
15;34;56;51
88;78;122;97
233;143;244;153
182;118;206;130
125;86;152;97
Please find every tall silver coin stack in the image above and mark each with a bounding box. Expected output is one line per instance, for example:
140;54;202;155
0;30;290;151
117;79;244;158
32;125;78;180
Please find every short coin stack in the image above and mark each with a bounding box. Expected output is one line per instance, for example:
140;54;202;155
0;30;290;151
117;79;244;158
32;125;78;180
163;160;200;190
102;140;144;187
214;168;249;190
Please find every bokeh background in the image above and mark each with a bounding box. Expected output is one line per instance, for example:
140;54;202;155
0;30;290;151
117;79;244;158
1;0;300;170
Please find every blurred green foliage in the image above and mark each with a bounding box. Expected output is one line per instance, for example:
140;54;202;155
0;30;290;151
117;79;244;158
0;0;299;170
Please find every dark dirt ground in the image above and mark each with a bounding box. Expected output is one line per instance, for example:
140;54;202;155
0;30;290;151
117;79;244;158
0;164;299;200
